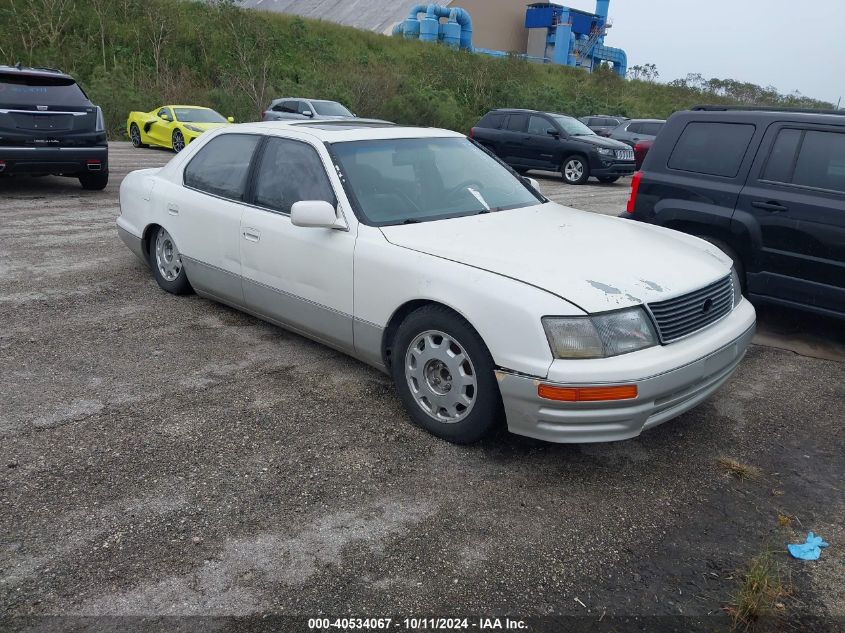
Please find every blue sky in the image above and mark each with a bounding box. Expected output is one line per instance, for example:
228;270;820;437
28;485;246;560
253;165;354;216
563;0;844;105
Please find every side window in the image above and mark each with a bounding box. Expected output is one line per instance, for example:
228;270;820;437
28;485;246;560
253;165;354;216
762;128;802;183
792;130;845;193
184;134;261;200
297;101;312;115
478;113;504;129
280;101;299;114
642;123;664;136
527;115;550;136
668;122;755;177
253;138;336;214
603;118;619;127
157;107;172;120
506;114;528;133
626;122;642;134
271;102;285;112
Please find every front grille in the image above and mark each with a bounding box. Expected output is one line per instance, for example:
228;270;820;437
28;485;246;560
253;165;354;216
615;149;634;161
647;275;734;343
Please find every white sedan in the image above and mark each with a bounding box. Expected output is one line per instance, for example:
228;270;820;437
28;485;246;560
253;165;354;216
117;121;756;444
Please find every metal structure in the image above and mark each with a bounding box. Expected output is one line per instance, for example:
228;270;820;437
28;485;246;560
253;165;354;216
392;4;474;50
524;1;627;76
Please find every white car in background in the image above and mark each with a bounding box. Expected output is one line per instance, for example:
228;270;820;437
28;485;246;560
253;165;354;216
117;121;756;444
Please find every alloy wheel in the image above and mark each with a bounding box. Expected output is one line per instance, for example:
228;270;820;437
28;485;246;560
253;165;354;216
173;131;185;153
564;159;584;183
404;330;477;423
155;228;183;282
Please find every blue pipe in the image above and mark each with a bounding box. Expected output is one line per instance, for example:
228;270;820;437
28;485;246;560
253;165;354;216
396;3;473;51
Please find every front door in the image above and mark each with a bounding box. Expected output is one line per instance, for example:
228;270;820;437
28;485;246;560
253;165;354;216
736;123;845;313
148;107;175;147
239;136;356;351
517;114;561;169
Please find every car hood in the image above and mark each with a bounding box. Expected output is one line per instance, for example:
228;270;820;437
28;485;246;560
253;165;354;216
570;134;630;150
379;203;732;314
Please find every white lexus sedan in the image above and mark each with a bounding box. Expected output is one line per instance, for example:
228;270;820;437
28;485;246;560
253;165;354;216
117;121;756;444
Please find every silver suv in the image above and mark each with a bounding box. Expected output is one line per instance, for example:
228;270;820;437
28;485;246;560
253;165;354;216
262;98;355;121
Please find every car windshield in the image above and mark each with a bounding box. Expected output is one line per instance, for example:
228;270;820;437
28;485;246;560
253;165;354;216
312;101;353;117
0;73;88;106
331;137;542;226
174;108;227;123
550;115;595;136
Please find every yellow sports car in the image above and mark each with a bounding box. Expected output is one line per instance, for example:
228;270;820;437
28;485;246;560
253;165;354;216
126;106;234;152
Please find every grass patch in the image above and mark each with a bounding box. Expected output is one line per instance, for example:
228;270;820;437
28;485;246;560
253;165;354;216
725;552;789;631
718;457;762;481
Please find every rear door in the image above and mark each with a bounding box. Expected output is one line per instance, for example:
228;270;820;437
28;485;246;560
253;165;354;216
736;123;845;313
0;71;98;147
499;113;529;165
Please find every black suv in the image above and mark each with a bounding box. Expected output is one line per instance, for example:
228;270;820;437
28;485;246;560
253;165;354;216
471;109;635;185
0;64;108;190
626;105;845;319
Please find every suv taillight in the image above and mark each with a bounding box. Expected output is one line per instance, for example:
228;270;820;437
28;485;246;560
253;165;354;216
469;127;475;139
626;171;642;214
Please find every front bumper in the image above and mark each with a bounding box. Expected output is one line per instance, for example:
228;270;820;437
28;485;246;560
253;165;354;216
498;301;756;443
591;160;636;177
0;145;108;175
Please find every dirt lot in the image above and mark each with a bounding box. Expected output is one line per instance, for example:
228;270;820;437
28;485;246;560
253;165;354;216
1;143;844;632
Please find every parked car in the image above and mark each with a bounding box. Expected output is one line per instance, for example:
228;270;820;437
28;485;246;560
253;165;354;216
471;109;636;184
626;105;845;319
118;120;754;445
127;106;233;152
634;139;653;170
262;98;355;121
610;118;666;148
0;64;108;190
579;115;628;137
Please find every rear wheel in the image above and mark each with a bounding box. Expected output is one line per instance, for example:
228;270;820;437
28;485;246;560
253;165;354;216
129;123;146;148
391;305;502;444
172;129;186;153
700;236;746;294
149;226;192;295
78;172;108;190
561;155;589;185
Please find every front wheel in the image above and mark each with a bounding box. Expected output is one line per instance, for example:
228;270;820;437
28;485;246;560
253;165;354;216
391;305;503;444
561;155;590;185
149;226;193;295
172;129;186;153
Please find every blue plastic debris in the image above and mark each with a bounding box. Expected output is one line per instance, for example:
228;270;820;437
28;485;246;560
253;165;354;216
787;532;829;560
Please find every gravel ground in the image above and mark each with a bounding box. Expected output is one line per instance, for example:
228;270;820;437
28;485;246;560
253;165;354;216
1;143;843;632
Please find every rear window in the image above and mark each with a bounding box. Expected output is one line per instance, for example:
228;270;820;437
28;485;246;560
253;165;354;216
668;122;755;177
0;73;89;106
641;122;664;136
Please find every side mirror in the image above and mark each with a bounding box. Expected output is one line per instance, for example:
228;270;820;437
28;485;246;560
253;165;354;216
291;200;343;229
160;114;171;122
302;110;314;118
546;128;559;138
227;116;234;123
525;177;540;191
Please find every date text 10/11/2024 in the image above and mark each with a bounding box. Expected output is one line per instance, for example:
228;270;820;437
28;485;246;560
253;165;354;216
308;617;529;630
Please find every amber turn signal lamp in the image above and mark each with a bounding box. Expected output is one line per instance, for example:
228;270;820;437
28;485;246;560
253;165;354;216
538;384;638;402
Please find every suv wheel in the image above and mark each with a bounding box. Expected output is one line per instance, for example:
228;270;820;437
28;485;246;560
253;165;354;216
562;156;589;185
79;172;109;191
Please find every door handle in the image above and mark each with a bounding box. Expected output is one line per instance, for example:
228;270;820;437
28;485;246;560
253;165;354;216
751;200;788;213
167;203;179;215
242;228;260;242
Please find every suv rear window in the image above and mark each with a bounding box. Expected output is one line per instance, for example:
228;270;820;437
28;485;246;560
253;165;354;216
0;73;89;106
669;122;755;177
792;130;845;193
477;113;505;129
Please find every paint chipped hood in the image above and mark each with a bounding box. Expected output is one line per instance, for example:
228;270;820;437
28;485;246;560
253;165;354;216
380;202;733;314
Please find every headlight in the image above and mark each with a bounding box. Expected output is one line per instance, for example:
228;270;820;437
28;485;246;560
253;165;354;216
731;267;743;307
184;124;203;133
542;307;658;359
596;147;614;156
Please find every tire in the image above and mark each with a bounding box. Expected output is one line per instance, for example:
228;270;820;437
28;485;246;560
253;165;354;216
172;129;186;153
129;123;146;148
78;172;109;191
561;155;590;185
597;176;620;184
699;236;746;294
149;226;192;295
391;305;503;444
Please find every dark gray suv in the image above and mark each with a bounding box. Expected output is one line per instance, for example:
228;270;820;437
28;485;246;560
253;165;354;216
262;98;355;122
609;119;665;147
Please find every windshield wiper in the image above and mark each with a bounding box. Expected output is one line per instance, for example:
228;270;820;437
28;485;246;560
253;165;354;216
401;218;420;224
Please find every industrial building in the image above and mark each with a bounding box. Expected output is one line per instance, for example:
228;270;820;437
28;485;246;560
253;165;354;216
243;0;627;76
